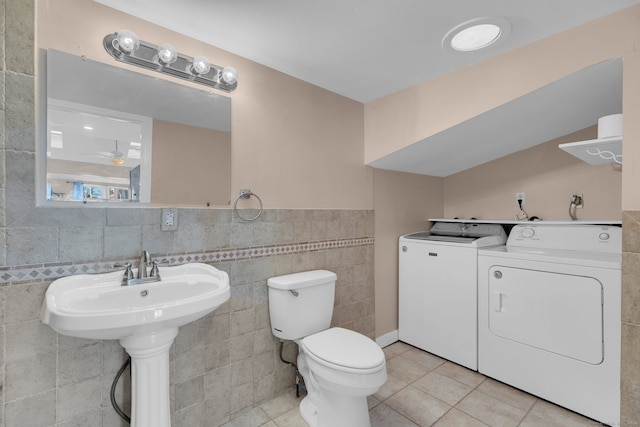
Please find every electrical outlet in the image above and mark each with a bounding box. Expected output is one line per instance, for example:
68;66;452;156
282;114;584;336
516;192;525;205
161;208;177;231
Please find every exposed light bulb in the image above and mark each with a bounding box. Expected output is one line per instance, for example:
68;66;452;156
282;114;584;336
191;56;211;75
114;30;140;54
157;43;177;64
104;31;239;91
221;66;238;85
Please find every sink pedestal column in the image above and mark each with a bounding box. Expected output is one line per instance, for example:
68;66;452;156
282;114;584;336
120;328;179;427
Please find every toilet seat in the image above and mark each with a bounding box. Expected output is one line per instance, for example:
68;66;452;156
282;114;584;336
300;327;385;374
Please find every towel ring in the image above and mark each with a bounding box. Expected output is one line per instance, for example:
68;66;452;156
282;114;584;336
233;189;263;221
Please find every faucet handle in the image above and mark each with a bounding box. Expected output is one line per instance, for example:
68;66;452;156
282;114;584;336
114;262;134;285
150;260;158;277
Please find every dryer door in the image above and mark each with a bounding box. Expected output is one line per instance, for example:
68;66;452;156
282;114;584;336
487;266;603;364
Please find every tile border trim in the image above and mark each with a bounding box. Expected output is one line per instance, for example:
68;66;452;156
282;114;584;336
0;237;374;284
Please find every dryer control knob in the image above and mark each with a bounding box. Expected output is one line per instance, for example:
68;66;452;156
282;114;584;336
521;227;535;238
599;233;610;241
402;246;408;252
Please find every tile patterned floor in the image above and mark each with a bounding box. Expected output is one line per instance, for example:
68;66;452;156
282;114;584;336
224;341;602;427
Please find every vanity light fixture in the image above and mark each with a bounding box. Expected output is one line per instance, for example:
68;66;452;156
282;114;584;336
442;17;511;52
104;30;238;92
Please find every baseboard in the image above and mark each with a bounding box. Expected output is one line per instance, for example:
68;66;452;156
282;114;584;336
376;330;399;348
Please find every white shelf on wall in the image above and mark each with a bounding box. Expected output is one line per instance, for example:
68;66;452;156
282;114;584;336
558;136;622;166
428;218;622;225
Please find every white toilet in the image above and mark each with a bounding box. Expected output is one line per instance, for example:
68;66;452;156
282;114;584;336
267;270;387;427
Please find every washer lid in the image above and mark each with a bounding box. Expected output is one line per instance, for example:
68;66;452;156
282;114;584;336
301;327;384;370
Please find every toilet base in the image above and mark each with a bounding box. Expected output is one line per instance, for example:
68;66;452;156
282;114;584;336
299;392;371;427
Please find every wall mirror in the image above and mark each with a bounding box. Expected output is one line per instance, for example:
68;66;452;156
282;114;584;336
39;49;232;207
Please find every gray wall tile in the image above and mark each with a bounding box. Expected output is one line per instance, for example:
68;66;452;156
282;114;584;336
175;318;205;354
5;151;35;228
230;222;254;247
204;223;231;250
5;353;56;401
58;343;102;386
106;208;143;226
104;225;142;259
0;226;6;267
6;319;56;362
10;207;106;228
59;226;103;262
174;346;205;384
230;332;255;361
4;71;34;151
5;390;56;427
58;409;102;427
173;401;204;427
175;375;204;411
174;223;204;253
142;224;174;256
5;282;47;324
5;0;34;75
57;377;102;422
7;226;57;264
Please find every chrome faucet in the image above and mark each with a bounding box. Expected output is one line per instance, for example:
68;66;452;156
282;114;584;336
137;250;151;279
117;250;162;286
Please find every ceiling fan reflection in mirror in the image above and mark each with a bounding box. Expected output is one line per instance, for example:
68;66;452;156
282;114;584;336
98;140;126;165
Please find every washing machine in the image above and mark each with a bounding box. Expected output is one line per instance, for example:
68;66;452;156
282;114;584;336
399;222;507;370
478;223;621;425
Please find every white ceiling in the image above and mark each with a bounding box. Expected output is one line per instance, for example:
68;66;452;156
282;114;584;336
93;0;636;176
95;0;639;103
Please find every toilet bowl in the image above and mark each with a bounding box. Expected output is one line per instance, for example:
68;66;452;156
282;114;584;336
297;327;387;427
267;270;387;427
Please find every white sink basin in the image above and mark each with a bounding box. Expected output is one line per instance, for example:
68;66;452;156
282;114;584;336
42;262;230;340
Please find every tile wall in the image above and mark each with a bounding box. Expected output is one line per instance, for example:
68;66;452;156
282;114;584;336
621;211;640;424
0;209;375;427
0;1;376;426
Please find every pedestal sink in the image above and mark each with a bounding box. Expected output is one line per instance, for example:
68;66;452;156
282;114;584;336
41;262;230;427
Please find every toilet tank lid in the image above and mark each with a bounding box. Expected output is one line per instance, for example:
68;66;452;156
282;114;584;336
267;270;337;290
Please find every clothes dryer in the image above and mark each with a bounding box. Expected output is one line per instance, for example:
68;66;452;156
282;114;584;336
478;224;621;425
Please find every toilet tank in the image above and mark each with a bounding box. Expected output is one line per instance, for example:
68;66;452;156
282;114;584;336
267;270;337;340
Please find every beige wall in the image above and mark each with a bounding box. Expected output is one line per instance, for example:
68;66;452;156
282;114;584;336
37;0;372;210
151;120;231;206
373;169;443;337
444;127;622;221
622;49;640;210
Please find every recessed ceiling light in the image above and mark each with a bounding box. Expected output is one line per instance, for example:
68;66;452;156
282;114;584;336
84;125;94;130
443;17;511;52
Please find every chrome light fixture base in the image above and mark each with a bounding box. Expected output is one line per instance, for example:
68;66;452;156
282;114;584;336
103;32;237;92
